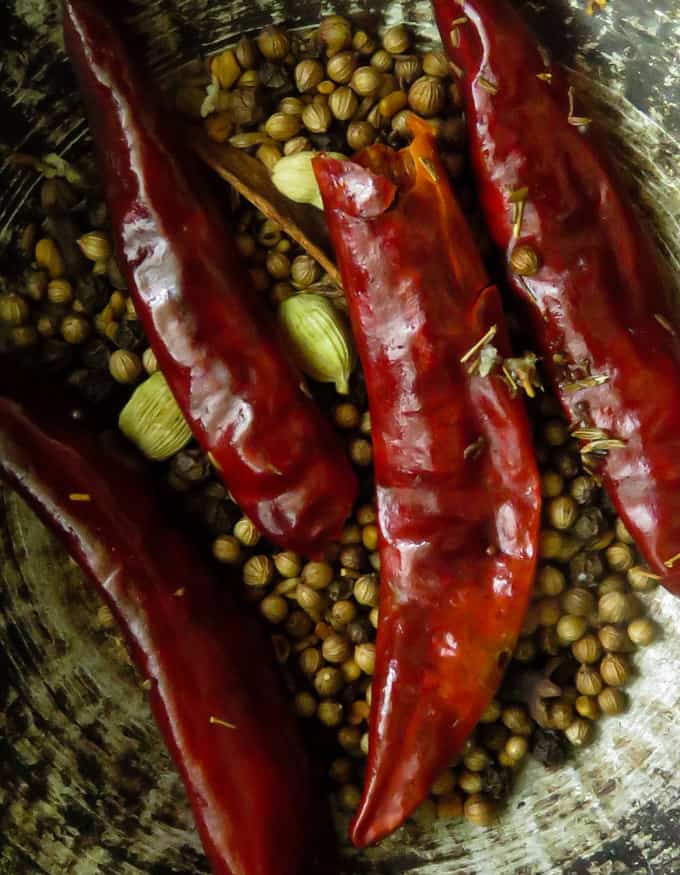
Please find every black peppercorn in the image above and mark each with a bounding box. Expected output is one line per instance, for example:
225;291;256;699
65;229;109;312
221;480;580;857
346;617;372;645
339;544;367;572
572;507;605;542
114;318;146;352
532;728;568;767
569;551;604;586
171;448;211;484
481;766;513;802
202;498;240;535
327;578;354;602
67;368;117;405
42;338;74;371
81;339;111;371
75;275;110;315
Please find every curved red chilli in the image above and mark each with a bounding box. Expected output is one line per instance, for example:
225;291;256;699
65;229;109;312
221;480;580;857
63;0;357;556
434;0;680;592
314;121;541;847
0;380;325;875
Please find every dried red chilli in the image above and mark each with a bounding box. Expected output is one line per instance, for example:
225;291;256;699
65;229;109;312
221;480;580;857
0;379;328;875
63;0;357;557
314;119;541;847
434;0;680;592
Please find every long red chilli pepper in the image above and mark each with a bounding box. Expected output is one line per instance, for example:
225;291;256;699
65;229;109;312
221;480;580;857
0;379;325;875
314;120;541;847
434;0;680;592
63;0;357;556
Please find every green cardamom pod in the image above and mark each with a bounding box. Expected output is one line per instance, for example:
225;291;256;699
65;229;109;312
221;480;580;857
119;371;192;461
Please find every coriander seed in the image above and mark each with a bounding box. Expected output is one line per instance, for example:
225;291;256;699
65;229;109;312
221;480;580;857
599;590;637;624
355;642;376;675
342;659;362;683
570;475;596;505
600;653;629;687
615;517;635;544
464;794;495;827
504;735;529;762
243;555;274;587
302;102;333;133
351;66;382;97
423;50;449;78
549;700;574;730
322;633;351;664
259;594;289;624
463;747;490;772
334;401;361;429
598;686;627;715
291;255;320;289
78;230;112;262
328;51;357;84
606;542;635;572
556;614;587;645
565;718;593;747
480;699;501;723
350;437;373;466
627;617;655;647
265;112;302;142
328;86;358;121
338;783;361;811
362;525;379;551
331;600;357;627
347;120;376;151
318;700;344;727
61;314;90;345
383;25;411;55
548;495;577;530
511;245;540;277
235;36;258;69
539;529;564;560
408;76;446;117
628;565;660;592
541;470;564;498
572;634;602;665
302;560;334;590
47;278;73;305
11;325;37;348
25;270;48;302
285;609;313;639
575;695;600;720
576;665;603;697
501;705;531;736
314;666;344;697
458;770;483;794
598;625;634;653
296;583;325;617
561;587;595;617
294;691;317;718
257;26;290;60
537;564;565;596
338;725;362;753
0;293;29;325
299;647;322;675
319;16;352;55
273;550;302;578
233;516;260;546
536;596;561;626
109;349;142;384
394;56;421;86
295;59;324;93
212;534;241;564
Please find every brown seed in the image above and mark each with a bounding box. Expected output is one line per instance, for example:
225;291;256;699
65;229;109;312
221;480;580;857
615;517;636;545
331;600;357;627
565;718;593;747
599;574;627;596
347;120;376;151
539;529;564;560
511;245;540;277
464;747;490;772
11;325;37;348
575;665;603;697
296;583;325;617
351;66;383;97
298;647;322;675
47;278;73;305
600;653;629;687
212;534;241;564
408;76;446;117
353;30;377;55
537;564;565;596
391;108;413;136
572;634;602;665
295;59;325;93
464;794;495;827
598;686;627;715
353;574;379;608
235;35;258;69
362;525;379;552
35;238;65;279
570;475;596;505
338;725;362;753
257;26;290;60
334;401;361;429
78;230;112;262
378;90;409;120
436;790;464;819
257;142;282;172
458;770;483;794
37;315;57;338
382;25;411;55
536;596;561;627
423;50;450;78
210;49;241;89
318;700;344;727
259;594;289;624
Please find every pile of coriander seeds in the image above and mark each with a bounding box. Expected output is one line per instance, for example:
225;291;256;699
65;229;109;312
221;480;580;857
0;14;661;835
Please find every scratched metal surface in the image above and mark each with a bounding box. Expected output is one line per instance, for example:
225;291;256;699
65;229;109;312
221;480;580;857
1;1;680;873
